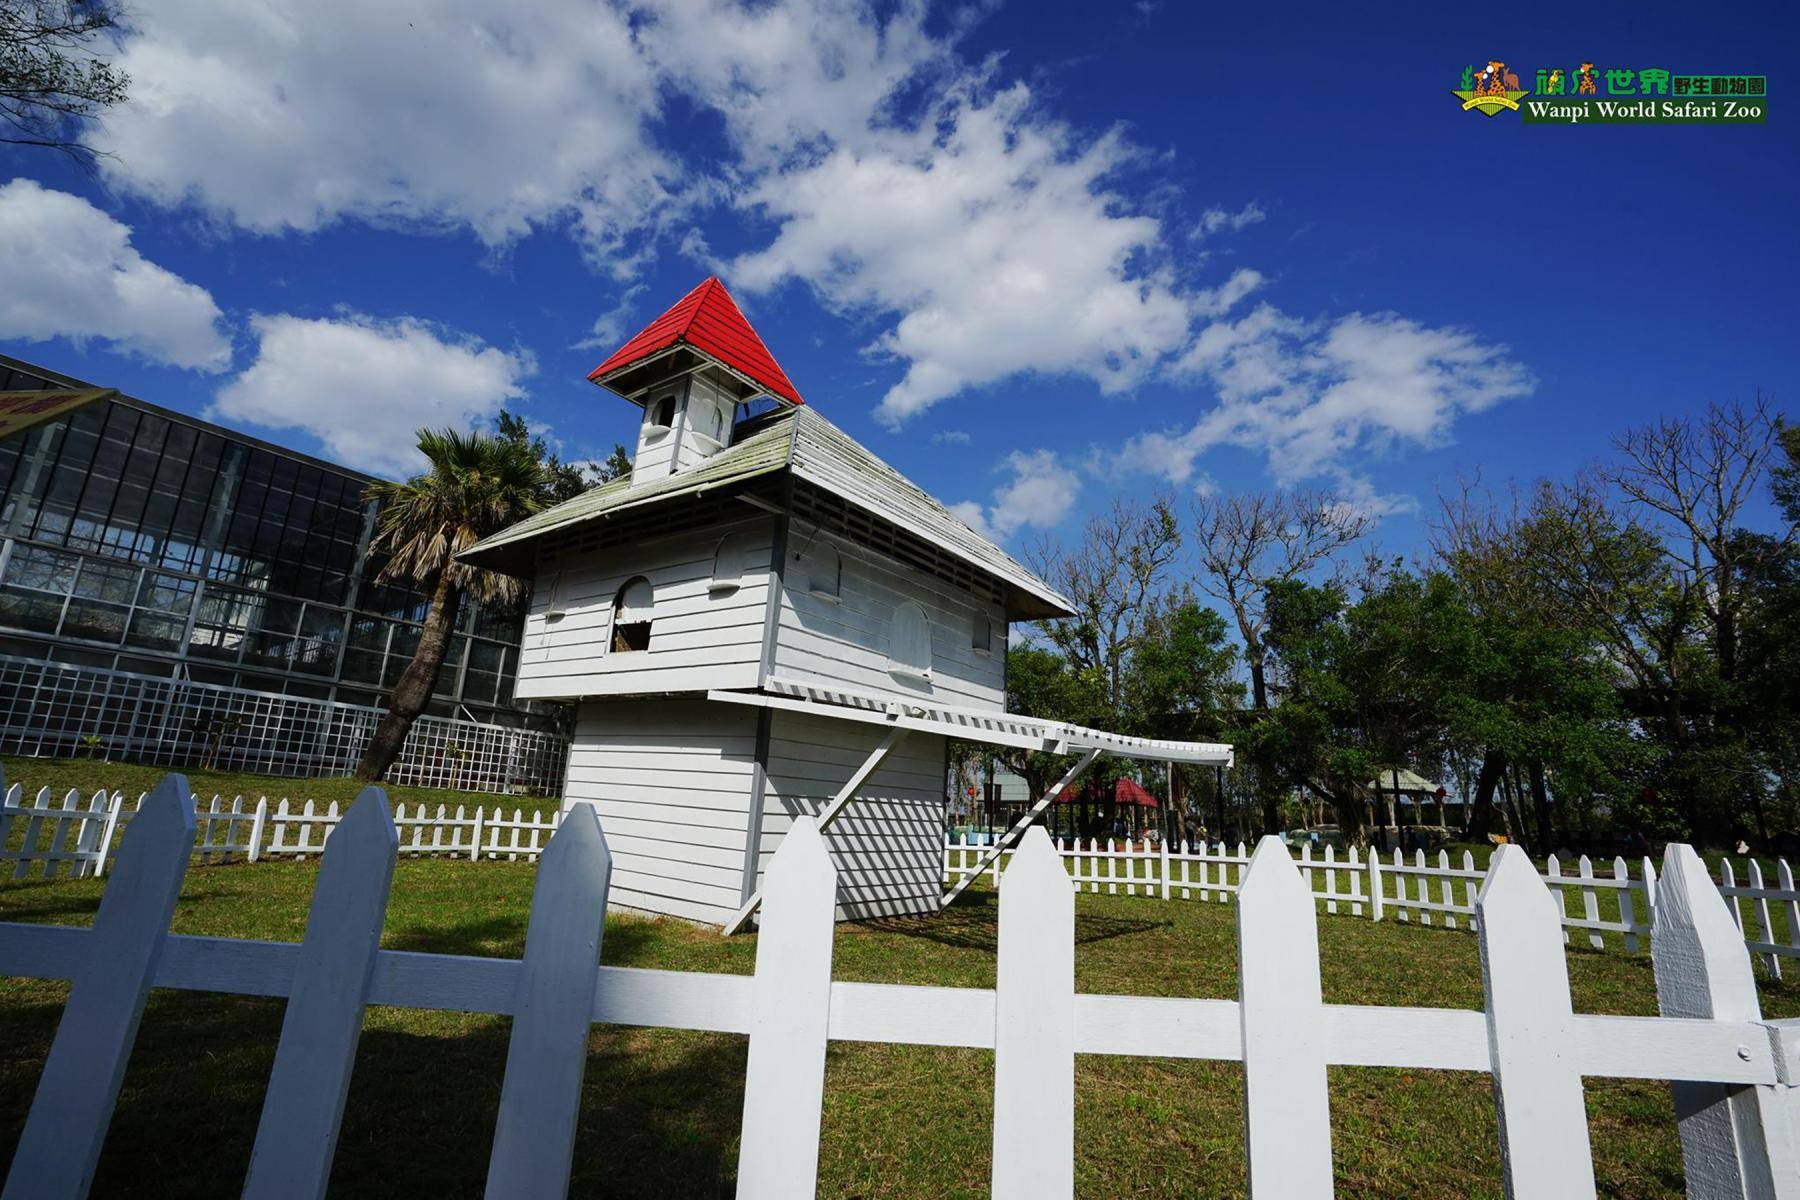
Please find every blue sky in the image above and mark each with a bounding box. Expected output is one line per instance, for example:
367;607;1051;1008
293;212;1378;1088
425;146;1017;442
2;0;1795;560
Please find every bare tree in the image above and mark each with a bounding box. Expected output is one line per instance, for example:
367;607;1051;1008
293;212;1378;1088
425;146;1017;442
1604;395;1794;684
1;0;129;158
1190;489;1371;831
1191;490;1371;710
1027;493;1182;721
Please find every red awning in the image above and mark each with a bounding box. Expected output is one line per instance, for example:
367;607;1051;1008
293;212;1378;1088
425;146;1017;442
588;276;804;407
1056;778;1160;808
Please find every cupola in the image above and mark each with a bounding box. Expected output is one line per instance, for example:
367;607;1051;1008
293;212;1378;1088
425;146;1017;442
587;277;803;485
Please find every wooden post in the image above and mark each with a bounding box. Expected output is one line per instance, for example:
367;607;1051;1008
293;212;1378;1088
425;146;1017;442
484;802;611;1200
243;789;398;1200
1475;845;1597;1199
247;797;266;864
1237;836;1332;1196
1368;848;1384;922
1652;843;1800;1198
723;727;905;935
2;774;196;1200
736;817;837;1199
944;747;1101;910
992;827;1073;1200
92;791;126;879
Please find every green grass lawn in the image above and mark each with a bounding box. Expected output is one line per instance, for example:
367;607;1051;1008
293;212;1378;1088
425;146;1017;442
2;849;1795;1199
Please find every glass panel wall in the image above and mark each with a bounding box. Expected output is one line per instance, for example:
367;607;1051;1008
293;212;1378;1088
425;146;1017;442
0;366;545;729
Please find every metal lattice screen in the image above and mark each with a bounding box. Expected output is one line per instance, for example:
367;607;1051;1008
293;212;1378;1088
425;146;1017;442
0;656;567;795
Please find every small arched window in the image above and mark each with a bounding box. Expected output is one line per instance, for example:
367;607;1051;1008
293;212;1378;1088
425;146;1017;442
611;576;654;652
887;601;932;679
799;542;841;600
709;530;760;593
971;612;992;654
649;395;676;429
692;398;726;444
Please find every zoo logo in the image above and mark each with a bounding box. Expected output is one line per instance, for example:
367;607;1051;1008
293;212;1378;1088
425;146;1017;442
1452;60;1529;116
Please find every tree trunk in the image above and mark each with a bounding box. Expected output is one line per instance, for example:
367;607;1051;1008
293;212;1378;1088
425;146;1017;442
355;571;462;782
1463;749;1506;839
1247;654;1283;834
1529;761;1554;851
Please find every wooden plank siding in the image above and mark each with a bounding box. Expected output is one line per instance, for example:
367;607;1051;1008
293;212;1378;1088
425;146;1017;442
561;699;761;925
772;521;1007;712
516;518;775;701
756;708;948;921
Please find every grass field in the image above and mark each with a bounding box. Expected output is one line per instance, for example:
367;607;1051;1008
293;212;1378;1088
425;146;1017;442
2;843;1796;1199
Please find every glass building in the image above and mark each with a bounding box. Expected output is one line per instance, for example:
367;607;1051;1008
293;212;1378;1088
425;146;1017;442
0;353;557;734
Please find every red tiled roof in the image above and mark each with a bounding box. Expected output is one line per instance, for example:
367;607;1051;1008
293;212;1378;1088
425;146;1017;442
587;276;804;407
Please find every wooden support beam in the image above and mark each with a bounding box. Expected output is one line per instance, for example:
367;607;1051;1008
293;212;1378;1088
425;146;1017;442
722;726;907;935
942;747;1103;910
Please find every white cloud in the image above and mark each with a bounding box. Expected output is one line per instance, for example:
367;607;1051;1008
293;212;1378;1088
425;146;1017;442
728;72;1198;429
933;428;972;445
1114;306;1535;491
1192;201;1265;240
953;449;1077;541
211;313;531;477
88;0;676;266
574;285;648;351
0;180;231;372
77;0;1528;496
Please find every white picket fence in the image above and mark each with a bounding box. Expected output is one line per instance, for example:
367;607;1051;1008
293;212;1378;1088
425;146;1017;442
1;772;1798;1198
0;780;560;880
946;834;1800;978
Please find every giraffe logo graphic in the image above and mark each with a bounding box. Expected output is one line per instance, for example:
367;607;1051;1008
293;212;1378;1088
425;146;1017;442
1452;59;1531;116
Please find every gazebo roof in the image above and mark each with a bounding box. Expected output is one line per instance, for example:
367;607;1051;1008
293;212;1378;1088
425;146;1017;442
1366;767;1443;795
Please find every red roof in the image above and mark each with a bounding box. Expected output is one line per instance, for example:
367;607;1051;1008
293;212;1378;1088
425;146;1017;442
587;276;803;407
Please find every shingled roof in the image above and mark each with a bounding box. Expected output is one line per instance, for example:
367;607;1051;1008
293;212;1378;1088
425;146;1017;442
460;406;1074;622
588;277;803;407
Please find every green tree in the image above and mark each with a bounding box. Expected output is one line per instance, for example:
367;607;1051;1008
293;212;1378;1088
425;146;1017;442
1030;494;1182;728
353;428;547;782
493;410;631;504
1;0;128;156
1192;489;1370;833
1121;591;1241;828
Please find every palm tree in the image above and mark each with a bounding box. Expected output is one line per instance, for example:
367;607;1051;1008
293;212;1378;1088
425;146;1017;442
354;428;547;782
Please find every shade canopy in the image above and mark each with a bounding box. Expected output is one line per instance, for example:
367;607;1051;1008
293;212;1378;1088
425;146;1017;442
1057;777;1160;808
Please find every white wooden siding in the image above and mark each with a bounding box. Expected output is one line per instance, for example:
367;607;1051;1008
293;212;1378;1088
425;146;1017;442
756;708;947;921
629;400;681;482
517;520;773;700
560;699;759;925
771;522;1007;711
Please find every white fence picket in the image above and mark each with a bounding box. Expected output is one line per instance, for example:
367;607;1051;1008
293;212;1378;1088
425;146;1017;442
244;789;399;1200
1237;837;1333;1196
1652;844;1800;1197
736;817;837;1200
1;774;195;1200
1476;845;1597;1198
484;802;612;1200
991;827;1074;1200
1;777;1800;1199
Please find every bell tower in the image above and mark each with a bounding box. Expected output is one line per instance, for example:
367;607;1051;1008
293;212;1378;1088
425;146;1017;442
586;277;804;486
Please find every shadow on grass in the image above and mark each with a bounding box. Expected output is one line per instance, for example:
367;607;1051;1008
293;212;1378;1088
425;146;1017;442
859;890;1170;953
0;988;749;1199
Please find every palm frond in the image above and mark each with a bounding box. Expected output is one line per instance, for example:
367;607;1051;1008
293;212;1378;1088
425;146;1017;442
365;426;548;605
